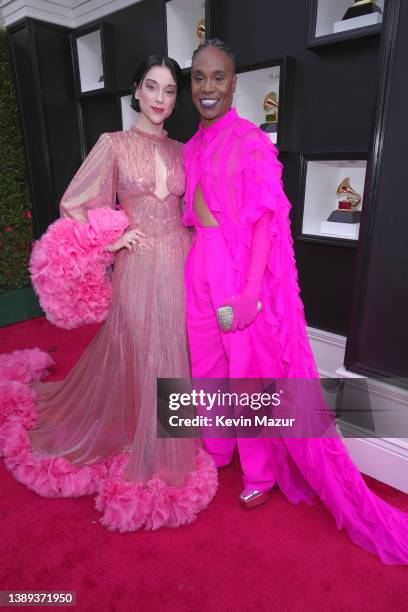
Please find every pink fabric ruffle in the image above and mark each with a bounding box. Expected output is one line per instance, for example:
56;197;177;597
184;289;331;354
30;208;129;328
95;447;218;532
0;349;217;530
0;348;54;384
0;349;53;427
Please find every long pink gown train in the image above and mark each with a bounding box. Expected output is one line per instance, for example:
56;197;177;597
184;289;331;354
183;108;408;565
0;127;217;531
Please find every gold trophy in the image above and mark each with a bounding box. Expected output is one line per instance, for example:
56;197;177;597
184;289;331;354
260;92;279;139
327;178;362;224
197;18;206;44
342;0;382;21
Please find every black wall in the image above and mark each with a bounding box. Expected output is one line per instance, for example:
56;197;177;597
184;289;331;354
8;20;81;236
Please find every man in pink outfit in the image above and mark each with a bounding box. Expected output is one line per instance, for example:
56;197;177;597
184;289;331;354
182;40;408;565
182;39;311;507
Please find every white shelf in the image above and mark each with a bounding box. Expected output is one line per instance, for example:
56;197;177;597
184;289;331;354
76;30;104;93
333;11;382;33
320;220;360;240
121;95;139;131
234;66;280;137
166;0;205;69
302;159;366;241
314;0;384;38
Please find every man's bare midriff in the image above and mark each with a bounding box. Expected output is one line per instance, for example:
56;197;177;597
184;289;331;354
193;183;219;227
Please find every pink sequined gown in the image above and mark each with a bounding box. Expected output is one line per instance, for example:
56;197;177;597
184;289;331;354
0;127;217;531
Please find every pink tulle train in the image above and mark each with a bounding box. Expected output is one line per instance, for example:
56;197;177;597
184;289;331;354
0;349;218;531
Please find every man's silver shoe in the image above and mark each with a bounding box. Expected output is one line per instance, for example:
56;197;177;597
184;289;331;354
239;488;273;509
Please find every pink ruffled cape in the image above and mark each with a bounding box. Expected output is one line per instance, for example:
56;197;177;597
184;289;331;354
183;108;408;565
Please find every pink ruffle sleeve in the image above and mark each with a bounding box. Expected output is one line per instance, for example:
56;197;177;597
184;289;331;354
30;133;129;328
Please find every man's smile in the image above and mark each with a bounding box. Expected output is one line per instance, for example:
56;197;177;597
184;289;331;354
199;98;219;108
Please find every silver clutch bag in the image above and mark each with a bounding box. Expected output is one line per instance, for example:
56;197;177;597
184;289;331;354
216;301;262;332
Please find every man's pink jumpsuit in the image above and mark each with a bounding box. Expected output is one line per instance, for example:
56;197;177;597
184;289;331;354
182;108;408;565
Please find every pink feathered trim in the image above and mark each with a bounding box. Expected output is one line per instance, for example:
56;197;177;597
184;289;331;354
0;348;54;384
30;208;129;328
0;349;54;427
95;447;218;532
1;419;109;497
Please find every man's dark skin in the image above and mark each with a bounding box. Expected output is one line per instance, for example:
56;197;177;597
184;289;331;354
191;46;238;225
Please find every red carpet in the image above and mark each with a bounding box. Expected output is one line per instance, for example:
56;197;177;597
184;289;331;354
0;317;407;611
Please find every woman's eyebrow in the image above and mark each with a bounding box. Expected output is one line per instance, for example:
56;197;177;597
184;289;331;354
145;78;176;88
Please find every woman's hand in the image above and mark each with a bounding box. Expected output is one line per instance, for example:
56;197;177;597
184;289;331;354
106;228;146;253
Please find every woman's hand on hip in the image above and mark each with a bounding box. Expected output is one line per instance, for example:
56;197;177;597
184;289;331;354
106;228;146;253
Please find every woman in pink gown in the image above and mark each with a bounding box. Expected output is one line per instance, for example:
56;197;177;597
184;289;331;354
0;56;217;531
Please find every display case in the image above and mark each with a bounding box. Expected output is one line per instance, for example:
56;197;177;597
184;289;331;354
71;23;115;95
307;0;385;48
234;57;294;151
165;0;206;69
297;154;367;246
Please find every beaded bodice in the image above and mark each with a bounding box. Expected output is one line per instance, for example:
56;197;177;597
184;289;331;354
60;127;186;237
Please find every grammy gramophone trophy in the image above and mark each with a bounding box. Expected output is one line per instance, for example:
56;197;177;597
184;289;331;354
260;92;279;142
342;0;382;21
197;18;206;44
326;178;362;224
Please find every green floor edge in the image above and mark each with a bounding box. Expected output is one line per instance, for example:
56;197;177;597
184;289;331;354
0;286;43;327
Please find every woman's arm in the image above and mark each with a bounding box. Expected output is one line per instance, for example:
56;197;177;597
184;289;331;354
60;133;117;222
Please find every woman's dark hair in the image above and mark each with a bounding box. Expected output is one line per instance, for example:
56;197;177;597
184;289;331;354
192;38;236;72
130;55;183;112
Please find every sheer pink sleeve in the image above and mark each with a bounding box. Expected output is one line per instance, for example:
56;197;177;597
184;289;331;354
60;133;117;222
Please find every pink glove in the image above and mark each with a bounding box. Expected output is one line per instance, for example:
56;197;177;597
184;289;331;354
227;213;272;332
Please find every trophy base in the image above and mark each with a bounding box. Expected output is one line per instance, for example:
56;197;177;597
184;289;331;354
260;122;277;133
342;2;382;20
327;210;362;223
320;220;360;240
260;122;277;144
334;12;382;33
